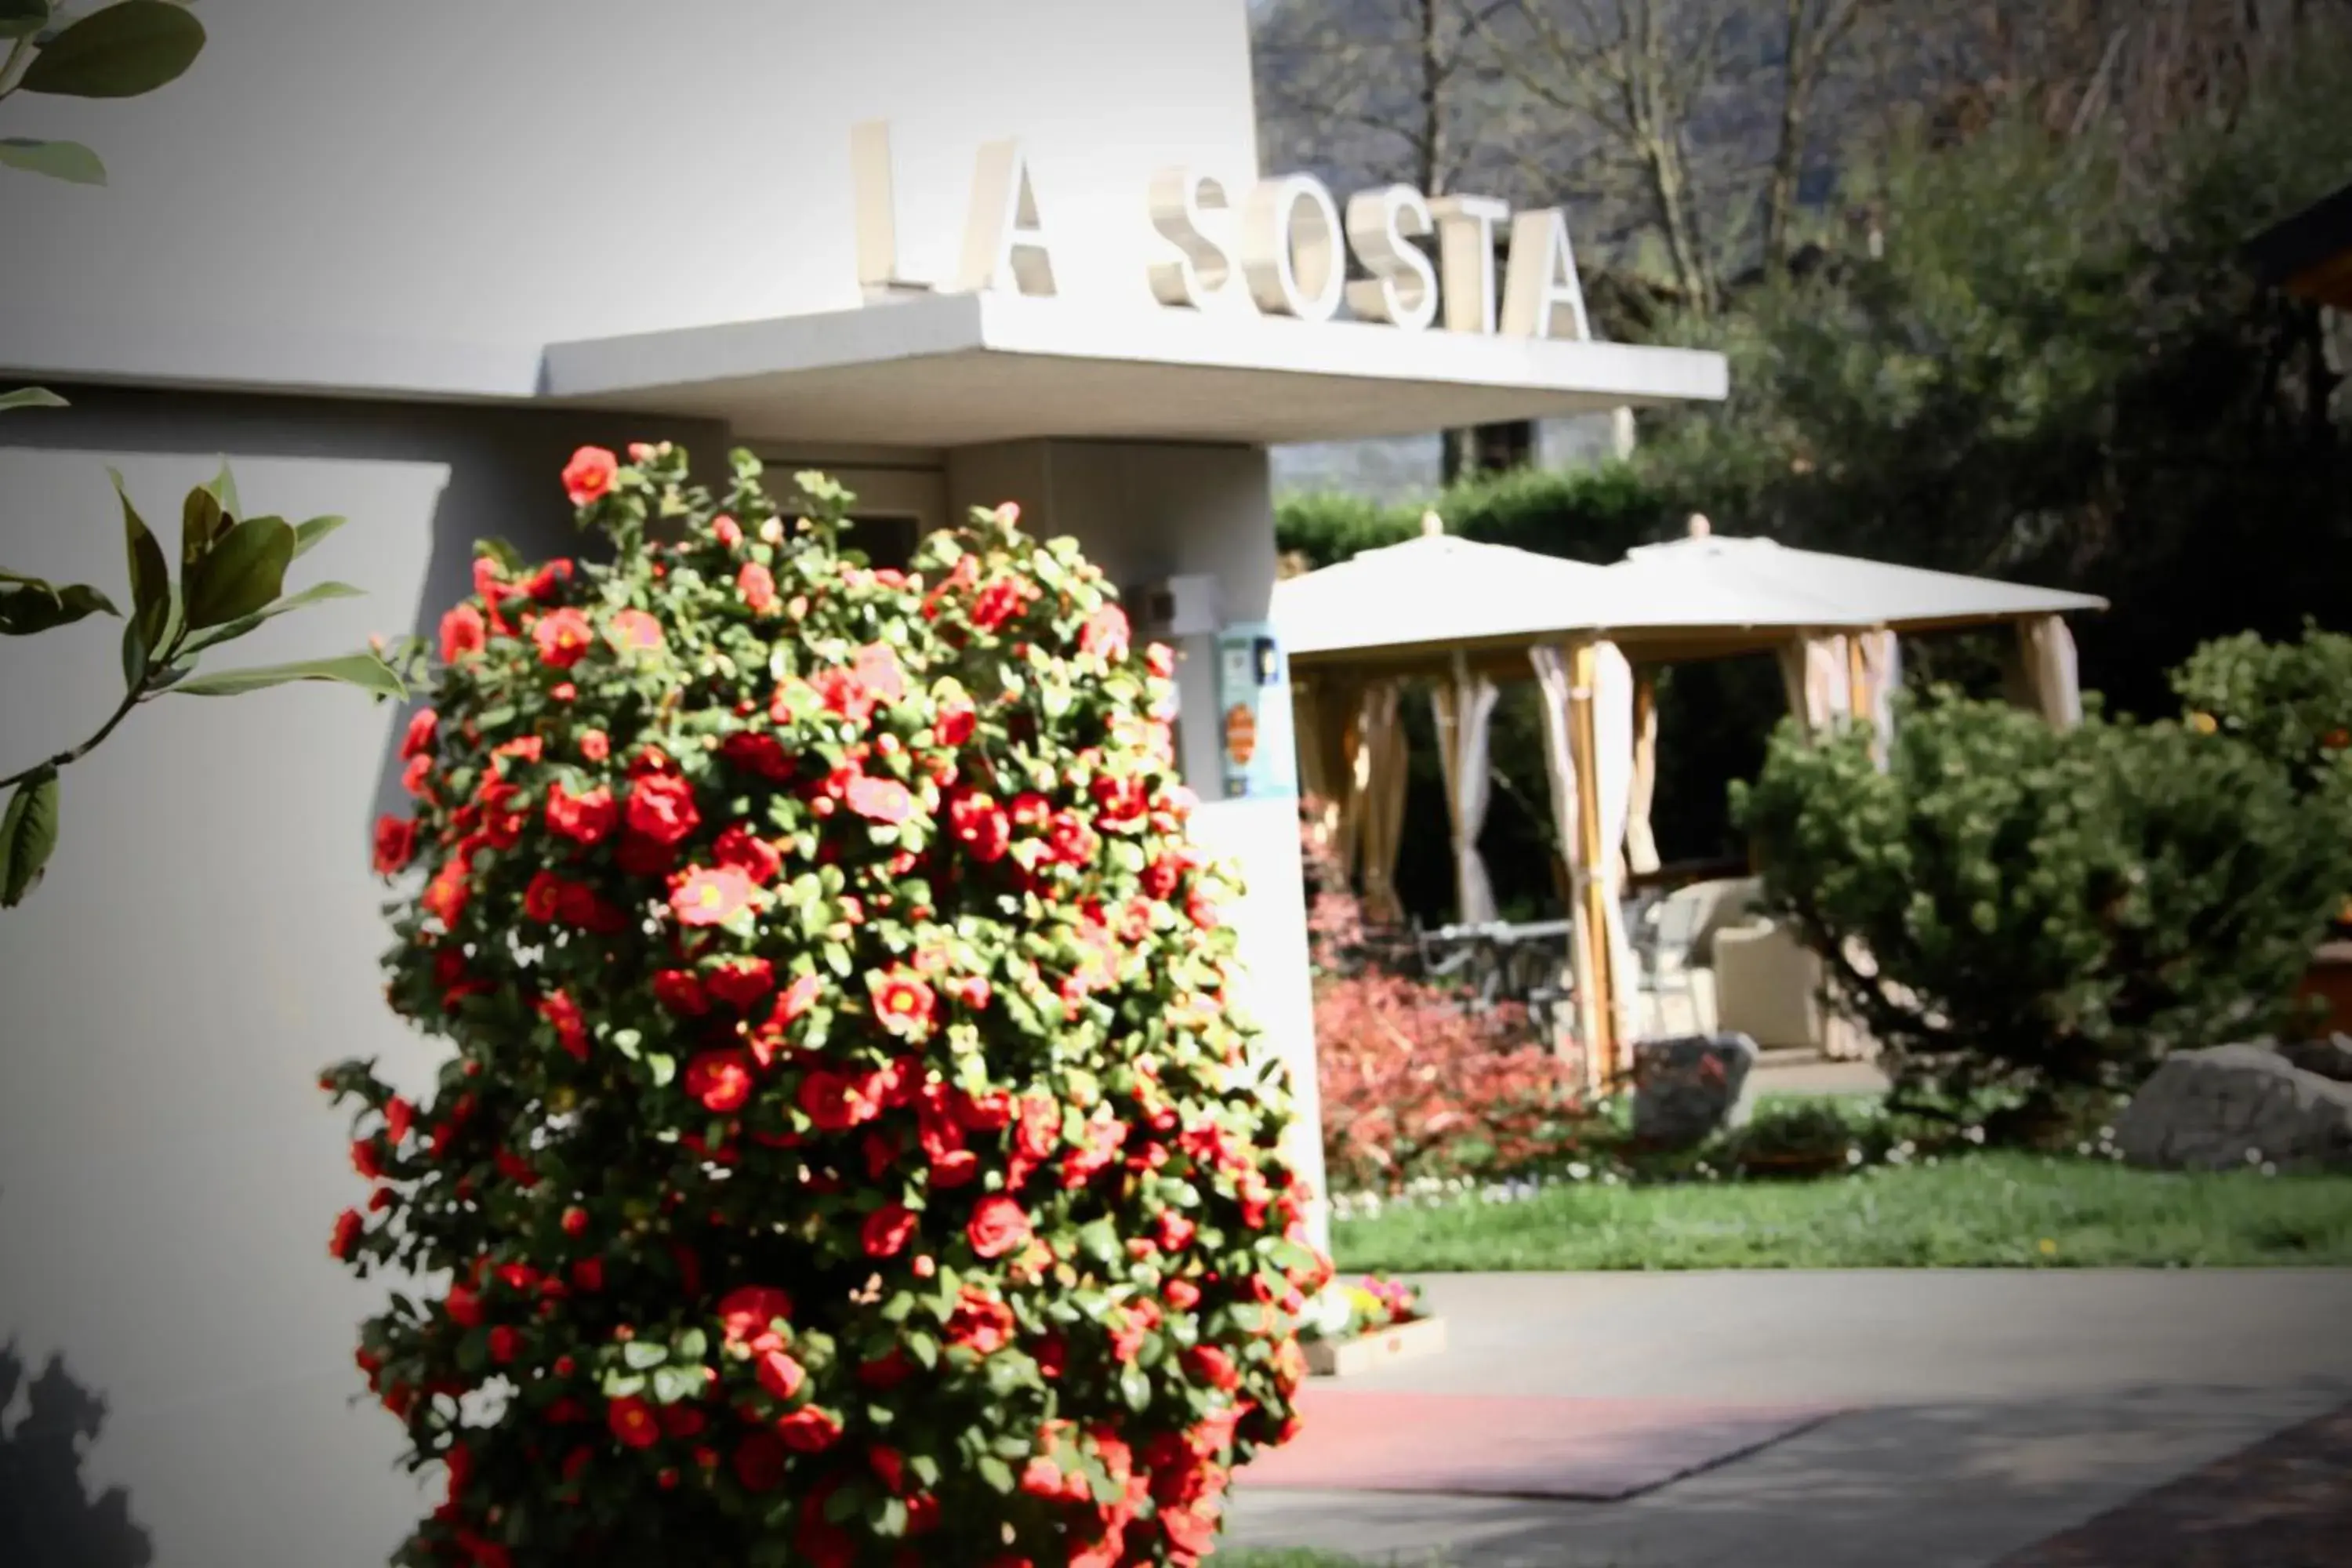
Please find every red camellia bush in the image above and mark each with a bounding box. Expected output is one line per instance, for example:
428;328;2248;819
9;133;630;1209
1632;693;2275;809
325;446;1327;1566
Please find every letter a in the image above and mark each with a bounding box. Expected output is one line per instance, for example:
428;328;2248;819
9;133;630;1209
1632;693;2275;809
956;140;1057;297
1500;208;1591;340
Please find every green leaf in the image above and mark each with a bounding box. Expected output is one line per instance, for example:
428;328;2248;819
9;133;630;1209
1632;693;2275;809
172;652;405;699
291;514;347;559
178;580;364;655
0;136;102;184
182;514;295;628
0;386;67;412
1118;1362;1152;1413
180;477;230;569
649;1364;700;1404
621;1339;668;1370
201;461;240;519
110;470;171;657
20;1;205;98
975;1455;1014;1495
644;1052;677;1087
0;768;60;907
674;1327;708;1361
0;580;117;634
598;1369;645;1399
119;617;146;689
0;0;51;41
474;536;524;572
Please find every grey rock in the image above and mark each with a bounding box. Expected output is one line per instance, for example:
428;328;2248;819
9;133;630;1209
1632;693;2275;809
1632;1033;1759;1149
2114;1044;2352;1173
2277;1034;2352;1085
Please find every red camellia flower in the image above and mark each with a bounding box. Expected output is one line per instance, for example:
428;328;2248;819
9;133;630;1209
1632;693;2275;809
670;865;757;927
861;1202;916;1258
562;445;619;507
869;969;936;1038
651;969;710;1017
372;814;419;876
544;782;617;846
713;822;783;884
329;1208;364;1260
535;990;590;1061
706;956;775;1009
717;1286;794;1347
626;773;700;847
935;696;978;746
532;607;594;669
720;731;793;782
844;774;914;825
1183;1344;1240;1392
605;608;662;652
797;1068;882;1132
944;1289;1017;1356
737;562;779;615
439;604;486;664
971;577;1029;631
966;1195;1033;1258
684;1049;754;1112
775;1405;842;1454
606;1396;660;1449
401;709;438;760
731;1431;786;1493
947;789;1011;862
754;1348;806;1403
578;728;611;763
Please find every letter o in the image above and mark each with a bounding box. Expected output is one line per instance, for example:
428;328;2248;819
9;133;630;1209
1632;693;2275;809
1240;175;1345;321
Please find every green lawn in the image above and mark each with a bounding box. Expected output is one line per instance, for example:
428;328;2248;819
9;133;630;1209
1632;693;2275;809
1331;1152;2352;1272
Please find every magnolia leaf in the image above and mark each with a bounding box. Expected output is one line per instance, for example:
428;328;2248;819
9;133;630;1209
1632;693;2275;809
291;514;347;558
0;386;68;412
1;768;62;907
0;136;102;184
183;514;295;628
180;478;229;569
172;652;405;699
178;580;365;655
109;470;172;657
0;580;117;635
20;0;205;98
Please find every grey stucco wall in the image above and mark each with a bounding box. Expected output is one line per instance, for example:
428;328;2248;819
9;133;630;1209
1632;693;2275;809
0;388;725;1567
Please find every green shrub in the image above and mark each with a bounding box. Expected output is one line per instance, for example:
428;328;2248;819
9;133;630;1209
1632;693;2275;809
1274;462;1677;573
1733;689;2352;1111
1272;491;1412;570
2170;622;2352;794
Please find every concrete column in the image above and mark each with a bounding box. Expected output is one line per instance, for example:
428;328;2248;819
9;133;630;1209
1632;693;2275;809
949;440;1329;1253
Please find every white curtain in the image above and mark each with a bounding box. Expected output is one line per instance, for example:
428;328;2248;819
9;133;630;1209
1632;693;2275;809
1856;629;1902;768
1589;643;1640;1049
2017;615;2083;730
1429;657;1502;926
1777;633;1856;735
1530;640;1638;1081
1293;673;1362;875
1353;681;1410;926
1624;670;1661;877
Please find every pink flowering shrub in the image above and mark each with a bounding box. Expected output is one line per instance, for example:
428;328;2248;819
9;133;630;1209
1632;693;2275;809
325;446;1326;1566
1301;802;1584;1196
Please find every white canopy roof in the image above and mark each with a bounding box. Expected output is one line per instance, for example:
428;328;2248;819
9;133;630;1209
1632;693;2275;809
1276;518;2106;673
1612;531;2107;634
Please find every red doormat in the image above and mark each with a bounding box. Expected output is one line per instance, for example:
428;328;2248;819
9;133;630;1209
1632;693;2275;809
1240;1389;1843;1501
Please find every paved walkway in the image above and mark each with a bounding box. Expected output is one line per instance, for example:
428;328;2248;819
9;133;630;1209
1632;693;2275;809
1226;1269;2352;1567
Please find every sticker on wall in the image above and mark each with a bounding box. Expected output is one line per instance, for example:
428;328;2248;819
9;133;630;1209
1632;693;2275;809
1214;622;1297;802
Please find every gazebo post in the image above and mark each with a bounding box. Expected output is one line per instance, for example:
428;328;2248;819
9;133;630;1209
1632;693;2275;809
1569;638;1621;1089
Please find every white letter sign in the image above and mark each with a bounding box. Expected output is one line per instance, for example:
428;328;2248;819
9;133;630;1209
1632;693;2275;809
1344;184;1439;330
1430;194;1511;335
955;140;1057;297
1240;174;1345;322
1147;168;1236;309
1501;207;1592;340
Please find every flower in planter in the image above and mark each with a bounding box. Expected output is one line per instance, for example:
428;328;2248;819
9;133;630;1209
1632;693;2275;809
324;448;1326;1566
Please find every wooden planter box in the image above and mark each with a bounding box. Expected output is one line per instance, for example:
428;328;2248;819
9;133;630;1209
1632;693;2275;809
2294;941;2352;1036
1304;1315;1447;1377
